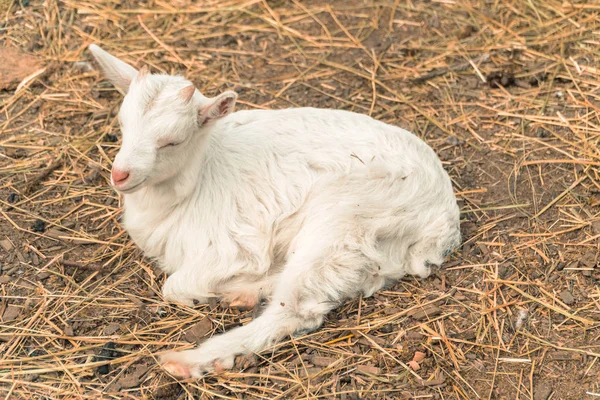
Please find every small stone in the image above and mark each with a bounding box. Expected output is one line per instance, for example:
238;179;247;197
533;382;552;400
7;193;18;204
559;290;575;305
356;365;380;375
579;251;596;268
413;351;427;363
31;219;46;233
64;325;74;337
555;264;565;271
0;276;9;284
236;353;258;369
445;135;465;146
310;356;336;367
104;323;120;336
117;364;150;388
2;305;21;321
37;272;50;280
406;332;424;341
592;220;600;235
184;318;212;343
95;342;120;375
408;304;442;320
0;239;12;252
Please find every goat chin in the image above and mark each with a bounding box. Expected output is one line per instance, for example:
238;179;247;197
89;43;460;378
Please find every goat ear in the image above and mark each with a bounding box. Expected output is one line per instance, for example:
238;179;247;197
88;44;138;94
198;90;237;125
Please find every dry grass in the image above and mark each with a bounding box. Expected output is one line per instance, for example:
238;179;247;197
1;0;600;398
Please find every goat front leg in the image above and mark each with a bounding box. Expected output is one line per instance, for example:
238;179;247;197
162;270;210;307
160;291;329;378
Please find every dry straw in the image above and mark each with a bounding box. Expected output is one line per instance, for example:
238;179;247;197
1;0;600;398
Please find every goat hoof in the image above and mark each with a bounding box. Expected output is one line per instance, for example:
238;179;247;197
162;360;191;379
160;351;235;379
223;292;259;311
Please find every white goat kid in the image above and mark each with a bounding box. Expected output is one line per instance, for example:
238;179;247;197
89;44;461;379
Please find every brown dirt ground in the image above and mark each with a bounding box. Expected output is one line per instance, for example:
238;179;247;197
1;0;600;399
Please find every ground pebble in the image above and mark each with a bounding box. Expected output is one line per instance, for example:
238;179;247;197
310;356;336;367
95;342;120;375
184;318;212;343
579;251;596;268
2;305;21;321
559;290;575;305
31;219;46;233
533;382;552;400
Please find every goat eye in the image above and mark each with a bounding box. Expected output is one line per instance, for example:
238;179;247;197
160;142;180;149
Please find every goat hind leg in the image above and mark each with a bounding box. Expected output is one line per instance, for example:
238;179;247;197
159;242;367;378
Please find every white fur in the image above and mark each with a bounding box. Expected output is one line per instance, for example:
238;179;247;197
89;44;461;378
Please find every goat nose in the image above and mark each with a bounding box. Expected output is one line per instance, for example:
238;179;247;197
111;168;130;184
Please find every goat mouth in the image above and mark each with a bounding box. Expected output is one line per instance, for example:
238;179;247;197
115;179;147;194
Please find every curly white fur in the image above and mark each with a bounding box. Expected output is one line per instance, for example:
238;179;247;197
89;44;461;378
